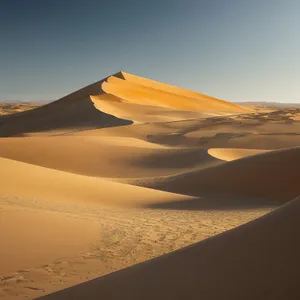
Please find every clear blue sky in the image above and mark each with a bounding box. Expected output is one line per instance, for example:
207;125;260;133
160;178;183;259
1;0;299;103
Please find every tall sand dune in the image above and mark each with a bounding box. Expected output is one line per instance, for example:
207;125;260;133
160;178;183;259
39;195;300;300
138;147;300;202
0;72;248;136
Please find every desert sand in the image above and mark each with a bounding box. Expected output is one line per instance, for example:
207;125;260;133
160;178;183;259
0;103;40;116
40;195;300;300
0;72;299;299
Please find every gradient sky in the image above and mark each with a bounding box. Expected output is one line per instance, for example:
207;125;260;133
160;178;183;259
1;0;299;103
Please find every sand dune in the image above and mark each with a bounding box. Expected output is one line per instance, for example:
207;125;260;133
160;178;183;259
0;72;249;137
0;157;194;207
136;147;300;202
91;94;206;123
73;107;300;149
0;137;221;178
40;196;300;300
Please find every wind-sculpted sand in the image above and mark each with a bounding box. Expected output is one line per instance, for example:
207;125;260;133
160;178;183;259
207;148;270;161
0;72;299;299
40;196;300;300
133;147;300;202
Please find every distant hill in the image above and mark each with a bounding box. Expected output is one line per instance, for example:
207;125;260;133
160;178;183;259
0;103;41;116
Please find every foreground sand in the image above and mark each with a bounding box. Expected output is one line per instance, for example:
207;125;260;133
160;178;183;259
40;196;300;300
0;72;299;299
0;197;271;299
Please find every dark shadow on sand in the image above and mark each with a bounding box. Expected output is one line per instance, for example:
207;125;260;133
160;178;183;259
145;195;278;211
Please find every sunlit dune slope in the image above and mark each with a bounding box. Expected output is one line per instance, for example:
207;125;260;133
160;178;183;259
99;72;249;114
0;157;194;207
0;137;220;178
137;147;300;202
208;148;270;161
105;72;249;111
40;196;300;300
90;94;206;123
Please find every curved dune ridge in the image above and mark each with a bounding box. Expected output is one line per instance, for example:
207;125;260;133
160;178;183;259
208;148;270;161
0;157;194;207
40;196;300;300
135;147;300;202
0;71;249;136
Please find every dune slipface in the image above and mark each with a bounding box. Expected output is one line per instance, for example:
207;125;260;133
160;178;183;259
39;196;300;300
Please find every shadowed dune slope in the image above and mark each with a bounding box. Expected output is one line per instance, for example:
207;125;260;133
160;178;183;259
137;147;300;202
39;196;300;300
0;137;220;178
0;77;132;137
0;157;194;207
